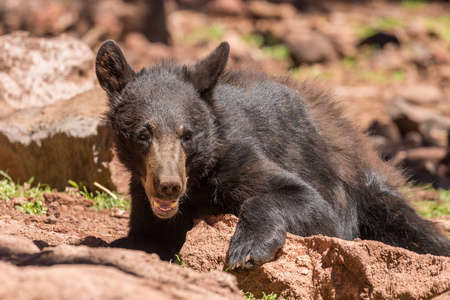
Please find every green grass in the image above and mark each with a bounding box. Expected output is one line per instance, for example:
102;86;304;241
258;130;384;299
242;33;265;48
375;17;404;31
15;200;47;215
243;33;293;63
243;291;285;300
289;66;334;81
355;17;404;39
175;254;185;267
342;56;356;68
68;180;130;210
185;24;225;44
401;0;427;10
261;44;292;63
340;53;408;84
392;69;406;82
0;170;51;201
0;171;50;215
425;15;450;45
169;254;186;267
0;170;129;215
410;187;450;219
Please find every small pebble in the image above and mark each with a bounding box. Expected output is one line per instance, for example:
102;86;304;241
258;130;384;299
43;216;57;224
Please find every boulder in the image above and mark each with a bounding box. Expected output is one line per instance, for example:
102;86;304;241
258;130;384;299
0;235;243;300
247;1;297;19
180;215;450;300
284;30;338;65
0;88;130;193
205;0;246;16
388;98;450;146
394;84;444;106
0;32;96;119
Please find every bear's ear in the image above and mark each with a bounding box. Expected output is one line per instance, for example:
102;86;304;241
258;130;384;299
187;42;230;98
95;40;135;95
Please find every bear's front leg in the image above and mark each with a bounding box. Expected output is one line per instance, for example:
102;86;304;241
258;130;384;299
227;176;339;269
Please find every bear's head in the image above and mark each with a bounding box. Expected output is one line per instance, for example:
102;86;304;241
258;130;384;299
96;40;229;219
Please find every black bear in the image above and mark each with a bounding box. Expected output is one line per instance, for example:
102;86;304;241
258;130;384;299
96;40;450;268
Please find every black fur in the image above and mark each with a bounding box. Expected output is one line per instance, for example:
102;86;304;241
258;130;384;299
96;40;450;268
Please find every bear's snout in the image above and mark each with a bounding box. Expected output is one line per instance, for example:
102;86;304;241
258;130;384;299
156;175;182;198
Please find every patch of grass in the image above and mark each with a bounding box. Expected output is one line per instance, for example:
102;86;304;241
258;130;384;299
0;170;51;201
15;200;47;215
261;44;292;63
342;56;356;68
1;171;129;214
169;254;186;267
356;25;378;40
355;69;388;84
243;33;292;63
409;186;450;218
289;67;301;79
425;15;450;45
68;180;130;210
243;291;285;300
392;69;406;82
175;254;185;267
401;0;427;10
243;33;265;48
376;17;404;31
289;65;334;81
355;17;404;39
185;24;225;44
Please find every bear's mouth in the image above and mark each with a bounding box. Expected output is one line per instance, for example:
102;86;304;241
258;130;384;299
150;197;179;219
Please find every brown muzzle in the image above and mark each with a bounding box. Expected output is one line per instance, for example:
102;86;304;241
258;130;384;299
142;135;187;219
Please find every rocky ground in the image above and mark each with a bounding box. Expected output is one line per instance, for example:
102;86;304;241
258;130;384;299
1;0;450;299
0;193;449;299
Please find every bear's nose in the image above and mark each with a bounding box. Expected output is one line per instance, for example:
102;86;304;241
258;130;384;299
157;176;182;197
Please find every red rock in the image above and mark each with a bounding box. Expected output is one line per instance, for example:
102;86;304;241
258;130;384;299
205;0;246;16
284;30;338;64
247;1;296;19
0;235;40;256
180;215;450;300
0;236;243;300
394;84;444;105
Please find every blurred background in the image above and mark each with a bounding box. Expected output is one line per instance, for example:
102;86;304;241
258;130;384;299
1;0;450;200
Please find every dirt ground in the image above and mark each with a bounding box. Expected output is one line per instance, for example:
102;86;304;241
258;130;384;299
1;192;449;299
0;192;128;249
2;189;449;252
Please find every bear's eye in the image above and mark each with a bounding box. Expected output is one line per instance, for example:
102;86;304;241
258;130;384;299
181;132;192;142
182;132;192;141
137;132;151;143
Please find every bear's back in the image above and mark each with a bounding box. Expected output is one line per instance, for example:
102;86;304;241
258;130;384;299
214;69;405;191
